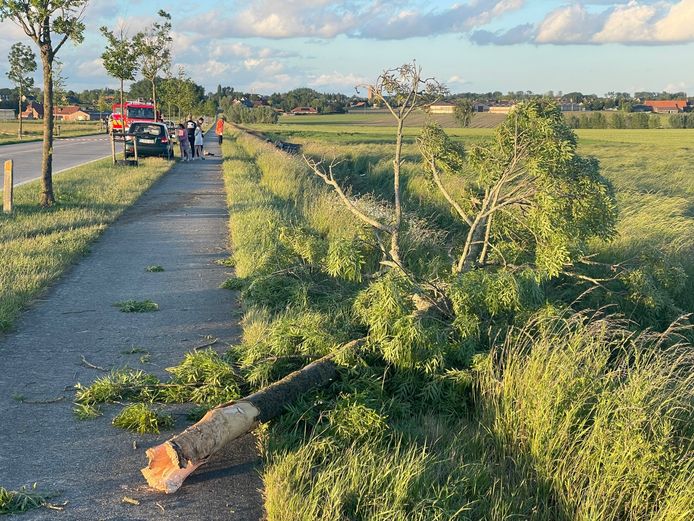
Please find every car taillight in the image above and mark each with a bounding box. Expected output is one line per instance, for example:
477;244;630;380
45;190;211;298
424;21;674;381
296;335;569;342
161;137;168;143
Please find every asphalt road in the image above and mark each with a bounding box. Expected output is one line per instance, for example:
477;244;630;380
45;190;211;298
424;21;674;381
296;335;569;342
0;134;112;186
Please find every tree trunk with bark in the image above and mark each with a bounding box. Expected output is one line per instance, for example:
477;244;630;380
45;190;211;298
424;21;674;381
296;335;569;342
18;85;23;139
40;49;54;207
142;342;361;493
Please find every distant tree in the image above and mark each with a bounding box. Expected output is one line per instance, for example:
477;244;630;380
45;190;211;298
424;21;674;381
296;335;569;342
0;0;88;206
53;60;68;106
100;25;140;156
453;99;474;127
6;42;36;139
135;10;172;117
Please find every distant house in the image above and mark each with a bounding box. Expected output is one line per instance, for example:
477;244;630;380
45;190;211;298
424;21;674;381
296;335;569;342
233;98;254;109
644;100;687;114
560;102;584;112
0;108;15;121
20;101;43;119
54;105;91;121
428;101;456;114
290;107;318;115
489;103;515;114
473;103;489;112
350;101;368;109
631;104;653;113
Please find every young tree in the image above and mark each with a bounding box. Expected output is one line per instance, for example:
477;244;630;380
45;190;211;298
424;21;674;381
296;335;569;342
136;10;172;117
53;59;67;106
100;25;140;158
453;99;474;127
0;0;88;206
6;42;36;140
305;62;446;268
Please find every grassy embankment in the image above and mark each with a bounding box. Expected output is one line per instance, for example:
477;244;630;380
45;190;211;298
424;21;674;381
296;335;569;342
256;118;694;319
0;120;103;145
218;127;693;520
0;158;172;331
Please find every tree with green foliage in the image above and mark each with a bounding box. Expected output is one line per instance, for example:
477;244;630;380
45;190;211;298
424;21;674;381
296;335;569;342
419;100;616;277
6;41;36;140
135;10;172;117
0;0;88;206
453;98;474;127
100;25;140;157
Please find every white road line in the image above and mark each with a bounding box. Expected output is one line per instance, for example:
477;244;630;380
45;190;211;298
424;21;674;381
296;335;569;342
14;154;113;187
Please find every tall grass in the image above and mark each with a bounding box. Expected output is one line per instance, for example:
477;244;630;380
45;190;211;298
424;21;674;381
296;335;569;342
478;314;694;520
0;158;172;331
216;129;693;520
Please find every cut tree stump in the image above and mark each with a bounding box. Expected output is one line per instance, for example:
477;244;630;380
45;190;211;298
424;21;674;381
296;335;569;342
142;340;362;493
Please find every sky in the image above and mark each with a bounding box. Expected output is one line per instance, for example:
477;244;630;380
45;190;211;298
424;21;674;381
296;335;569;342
1;0;694;96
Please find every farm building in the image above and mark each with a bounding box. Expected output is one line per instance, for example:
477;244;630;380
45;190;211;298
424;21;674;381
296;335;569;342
644;100;687;113
54;105;91;121
560;102;584;112
290;107;318;115
20;101;43;119
632;104;653;113
0;108;15;120
473;103;489;112
428;101;456;114
489;103;515;114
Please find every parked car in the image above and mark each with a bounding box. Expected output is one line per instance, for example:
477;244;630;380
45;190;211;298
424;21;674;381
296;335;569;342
125;122;174;159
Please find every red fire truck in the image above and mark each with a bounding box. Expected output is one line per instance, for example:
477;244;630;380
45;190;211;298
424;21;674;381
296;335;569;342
108;100;161;134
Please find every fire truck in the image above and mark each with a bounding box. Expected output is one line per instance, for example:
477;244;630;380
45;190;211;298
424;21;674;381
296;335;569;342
108;100;161;135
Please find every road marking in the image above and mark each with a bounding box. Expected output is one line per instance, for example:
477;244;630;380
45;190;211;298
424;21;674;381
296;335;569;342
14;154;113;187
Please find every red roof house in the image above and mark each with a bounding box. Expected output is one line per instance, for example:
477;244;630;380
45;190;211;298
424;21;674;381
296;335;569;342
54;105;91;121
644;100;688;113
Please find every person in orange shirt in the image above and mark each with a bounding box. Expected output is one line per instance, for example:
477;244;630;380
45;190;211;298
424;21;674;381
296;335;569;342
215;116;226;145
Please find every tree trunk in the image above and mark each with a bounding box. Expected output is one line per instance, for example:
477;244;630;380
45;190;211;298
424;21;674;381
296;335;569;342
390;118;404;266
40;51;54;207
18;85;22;140
120;79;127;159
151;79;157;119
141;343;361;493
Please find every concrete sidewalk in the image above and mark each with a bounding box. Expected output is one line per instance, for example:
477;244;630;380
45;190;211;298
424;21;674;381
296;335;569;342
0;133;264;520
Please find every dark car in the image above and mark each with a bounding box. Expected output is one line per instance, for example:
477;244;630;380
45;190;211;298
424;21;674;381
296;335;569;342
125;122;174;159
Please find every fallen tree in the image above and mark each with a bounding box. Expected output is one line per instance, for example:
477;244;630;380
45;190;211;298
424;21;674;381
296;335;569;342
142;340;362;493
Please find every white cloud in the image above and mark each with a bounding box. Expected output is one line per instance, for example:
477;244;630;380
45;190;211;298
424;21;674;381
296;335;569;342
476;0;694;45
447;75;469;87
308;71;367;89
187;0;525;40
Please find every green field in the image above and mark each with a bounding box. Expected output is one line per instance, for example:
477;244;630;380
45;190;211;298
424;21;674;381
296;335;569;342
252;120;694;307
0;120;104;145
231;116;693;519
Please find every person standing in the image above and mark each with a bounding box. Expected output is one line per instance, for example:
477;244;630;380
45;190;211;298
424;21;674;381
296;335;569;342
194;123;204;160
185;115;197;158
197;117;205;158
177;123;191;161
215;116;225;145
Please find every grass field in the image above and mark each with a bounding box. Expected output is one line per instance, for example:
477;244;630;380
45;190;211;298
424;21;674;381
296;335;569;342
0;120;104;145
253;119;694;311
0;158;172;331
215;120;694;520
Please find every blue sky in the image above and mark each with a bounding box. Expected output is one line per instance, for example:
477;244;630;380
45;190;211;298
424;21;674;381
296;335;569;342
1;0;693;95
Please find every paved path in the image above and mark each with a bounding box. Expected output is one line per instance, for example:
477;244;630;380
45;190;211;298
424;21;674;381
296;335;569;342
0;134;111;186
0;133;265;520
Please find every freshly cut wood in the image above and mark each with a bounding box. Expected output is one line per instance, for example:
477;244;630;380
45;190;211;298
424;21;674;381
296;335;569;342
142;341;361;493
